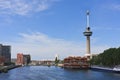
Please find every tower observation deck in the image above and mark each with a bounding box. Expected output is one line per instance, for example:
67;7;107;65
83;10;93;60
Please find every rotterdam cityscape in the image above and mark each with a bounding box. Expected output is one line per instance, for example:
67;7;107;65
0;0;120;80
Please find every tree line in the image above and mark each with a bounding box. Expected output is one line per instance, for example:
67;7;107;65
90;47;120;67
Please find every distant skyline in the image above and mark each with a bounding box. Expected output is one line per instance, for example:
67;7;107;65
0;0;120;60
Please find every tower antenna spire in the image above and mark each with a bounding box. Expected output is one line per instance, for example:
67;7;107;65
86;10;90;28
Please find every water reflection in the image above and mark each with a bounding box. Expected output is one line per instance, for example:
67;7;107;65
0;66;120;80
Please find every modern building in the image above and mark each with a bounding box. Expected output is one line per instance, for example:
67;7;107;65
0;56;5;65
16;53;31;65
0;44;11;65
23;54;31;65
83;11;93;60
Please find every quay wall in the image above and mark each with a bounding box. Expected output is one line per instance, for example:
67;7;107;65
0;65;21;73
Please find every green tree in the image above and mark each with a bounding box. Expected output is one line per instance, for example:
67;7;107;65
55;57;59;65
90;47;120;67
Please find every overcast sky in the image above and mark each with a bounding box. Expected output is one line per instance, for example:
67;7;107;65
0;0;120;60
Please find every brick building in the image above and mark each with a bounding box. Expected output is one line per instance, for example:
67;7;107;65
16;53;31;65
63;56;89;69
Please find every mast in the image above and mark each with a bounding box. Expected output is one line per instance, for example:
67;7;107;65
86;10;90;28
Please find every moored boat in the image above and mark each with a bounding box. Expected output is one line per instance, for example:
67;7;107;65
113;65;120;73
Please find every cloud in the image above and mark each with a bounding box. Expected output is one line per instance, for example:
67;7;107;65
0;0;58;16
3;32;109;60
111;4;120;10
104;3;120;11
8;32;83;60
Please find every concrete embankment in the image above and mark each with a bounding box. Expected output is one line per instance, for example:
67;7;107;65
0;65;21;73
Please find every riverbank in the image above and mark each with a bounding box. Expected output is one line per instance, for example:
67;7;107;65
0;65;21;73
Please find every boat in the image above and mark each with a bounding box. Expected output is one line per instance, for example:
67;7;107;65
113;65;120;73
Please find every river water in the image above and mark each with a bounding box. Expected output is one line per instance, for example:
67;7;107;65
0;66;120;80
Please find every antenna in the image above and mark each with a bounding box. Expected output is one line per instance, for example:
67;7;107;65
86;10;90;28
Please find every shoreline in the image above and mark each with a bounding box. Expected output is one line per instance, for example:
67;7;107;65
0;65;21;73
1;65;120;74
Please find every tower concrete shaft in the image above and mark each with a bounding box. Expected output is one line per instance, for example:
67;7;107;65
83;10;92;60
86;36;91;54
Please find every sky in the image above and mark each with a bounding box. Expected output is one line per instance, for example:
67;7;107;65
0;0;120;60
